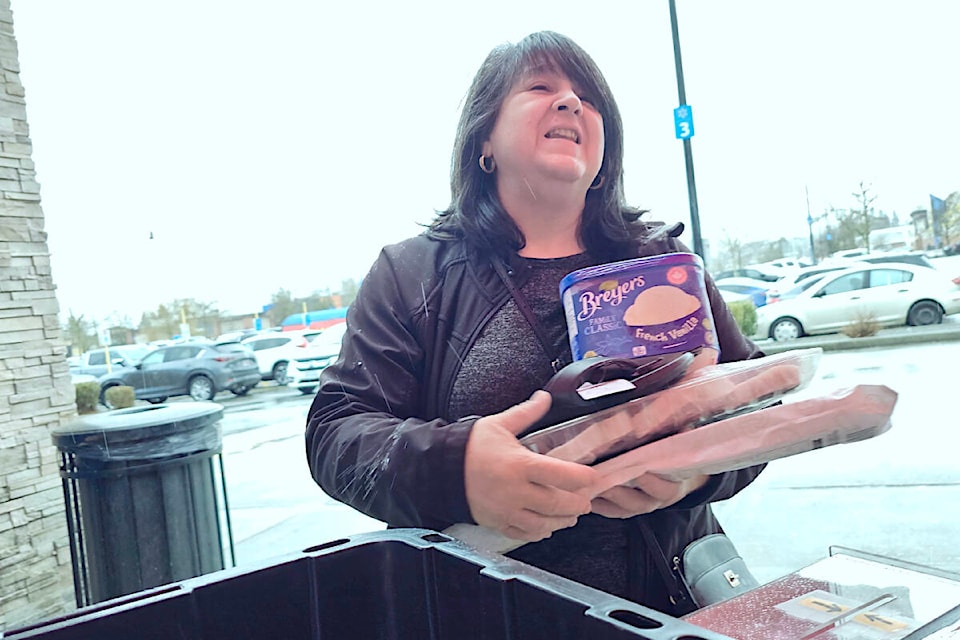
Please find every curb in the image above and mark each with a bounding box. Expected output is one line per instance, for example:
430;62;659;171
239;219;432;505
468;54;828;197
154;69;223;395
756;323;960;354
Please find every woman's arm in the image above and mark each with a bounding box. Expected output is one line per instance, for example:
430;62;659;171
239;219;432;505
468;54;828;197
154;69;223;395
305;248;476;530
306;246;598;535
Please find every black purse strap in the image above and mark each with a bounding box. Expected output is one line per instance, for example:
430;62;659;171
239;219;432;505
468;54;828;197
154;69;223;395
636;521;696;609
492;259;565;374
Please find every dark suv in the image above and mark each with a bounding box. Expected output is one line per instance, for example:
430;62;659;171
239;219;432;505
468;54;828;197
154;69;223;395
98;343;261;406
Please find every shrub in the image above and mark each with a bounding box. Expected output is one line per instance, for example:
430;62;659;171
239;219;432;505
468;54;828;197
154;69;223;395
104;385;136;409
841;312;880;338
726;300;758;338
74;381;100;414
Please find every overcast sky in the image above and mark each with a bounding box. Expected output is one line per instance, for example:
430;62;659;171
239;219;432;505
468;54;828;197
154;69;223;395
10;1;960;325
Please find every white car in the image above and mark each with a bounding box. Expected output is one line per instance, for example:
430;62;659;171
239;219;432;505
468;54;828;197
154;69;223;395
765;253;936;304
754;258;810;273
756;263;960;341
287;322;348;394
764;263;857;304
240;331;315;383
714;277;772;308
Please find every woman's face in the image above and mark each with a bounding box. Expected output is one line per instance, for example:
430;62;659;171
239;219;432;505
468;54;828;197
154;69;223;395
482;68;604;192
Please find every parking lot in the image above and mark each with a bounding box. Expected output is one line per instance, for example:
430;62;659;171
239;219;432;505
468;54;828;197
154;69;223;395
213;336;960;586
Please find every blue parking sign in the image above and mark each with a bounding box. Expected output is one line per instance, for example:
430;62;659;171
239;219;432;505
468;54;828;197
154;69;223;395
674;105;694;139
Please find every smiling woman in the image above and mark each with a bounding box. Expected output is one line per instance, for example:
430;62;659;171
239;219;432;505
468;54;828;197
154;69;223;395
305;30;763;617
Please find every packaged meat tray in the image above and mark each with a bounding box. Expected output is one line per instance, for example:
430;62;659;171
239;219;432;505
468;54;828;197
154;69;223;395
447;382;896;555
520;348;823;464
590;383;897;492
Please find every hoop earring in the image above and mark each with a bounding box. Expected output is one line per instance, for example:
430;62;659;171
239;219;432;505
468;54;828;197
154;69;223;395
589;174;605;190
479;154;496;174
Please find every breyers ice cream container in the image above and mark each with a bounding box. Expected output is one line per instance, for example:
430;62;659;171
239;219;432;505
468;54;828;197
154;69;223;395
560;252;719;361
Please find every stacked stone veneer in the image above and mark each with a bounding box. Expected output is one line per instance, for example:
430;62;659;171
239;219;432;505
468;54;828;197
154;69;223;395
0;0;77;630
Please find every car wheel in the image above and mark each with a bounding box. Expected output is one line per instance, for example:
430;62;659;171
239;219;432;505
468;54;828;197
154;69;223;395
146;397;167;404
99;383;119;409
298;386;317;395
770;317;803;341
272;361;290;385
907;301;943;326
231;386;251;396
188;375;216;401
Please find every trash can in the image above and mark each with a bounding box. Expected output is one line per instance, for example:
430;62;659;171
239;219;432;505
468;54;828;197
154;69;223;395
52;402;234;606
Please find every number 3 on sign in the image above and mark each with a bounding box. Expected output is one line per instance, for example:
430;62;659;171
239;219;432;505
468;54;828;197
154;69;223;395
674;105;695;139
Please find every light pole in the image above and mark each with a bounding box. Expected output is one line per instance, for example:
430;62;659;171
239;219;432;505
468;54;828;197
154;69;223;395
806;186;816;264
669;0;703;260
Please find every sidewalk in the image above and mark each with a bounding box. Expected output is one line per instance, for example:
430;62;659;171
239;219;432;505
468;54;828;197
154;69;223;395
756;320;960;354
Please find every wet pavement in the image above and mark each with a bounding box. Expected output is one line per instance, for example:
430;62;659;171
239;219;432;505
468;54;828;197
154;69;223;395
218;322;960;586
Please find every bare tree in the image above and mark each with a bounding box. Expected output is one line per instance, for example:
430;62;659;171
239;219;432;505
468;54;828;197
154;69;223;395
943;191;960;246
265;289;299;327
851;181;878;250
339;278;360;307
137;298;222;341
64;311;97;354
718;230;744;272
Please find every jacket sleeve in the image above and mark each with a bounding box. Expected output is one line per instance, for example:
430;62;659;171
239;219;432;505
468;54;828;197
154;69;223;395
304;248;476;531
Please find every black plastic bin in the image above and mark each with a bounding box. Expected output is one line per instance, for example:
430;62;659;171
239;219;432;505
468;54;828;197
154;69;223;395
4;529;735;640
51;403;233;607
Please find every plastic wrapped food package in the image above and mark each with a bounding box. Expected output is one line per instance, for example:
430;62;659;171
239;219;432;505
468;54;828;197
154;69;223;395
521;348;823;464
590;383;897;493
446;348;900;555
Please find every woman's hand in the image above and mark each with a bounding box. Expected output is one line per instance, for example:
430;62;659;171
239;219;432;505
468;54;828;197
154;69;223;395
464;391;598;542
590;473;710;519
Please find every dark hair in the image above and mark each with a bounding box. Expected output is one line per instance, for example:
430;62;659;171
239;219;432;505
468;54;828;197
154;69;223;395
430;31;645;259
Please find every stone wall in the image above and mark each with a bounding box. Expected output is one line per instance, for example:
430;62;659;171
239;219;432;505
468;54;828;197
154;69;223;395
0;0;77;630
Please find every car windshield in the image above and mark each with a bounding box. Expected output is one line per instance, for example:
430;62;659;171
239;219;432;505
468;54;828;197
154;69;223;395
780;275;827;300
215;343;254;354
114;345;151;362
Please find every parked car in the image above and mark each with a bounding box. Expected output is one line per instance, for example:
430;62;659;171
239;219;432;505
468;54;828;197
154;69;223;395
755;258;810;272
287;322;348;394
97;343;261;406
712;267;780;283
714;277;771;308
831;248;869;259
858;251;934;269
717;287;755;307
755;263;960;341
215;329;260;344
764;263;855;304
240;331;314;384
215;341;255;356
765;253;936;304
68;344;154;379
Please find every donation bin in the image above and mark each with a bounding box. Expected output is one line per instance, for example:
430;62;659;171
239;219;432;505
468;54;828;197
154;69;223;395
2;530;739;640
52;402;234;607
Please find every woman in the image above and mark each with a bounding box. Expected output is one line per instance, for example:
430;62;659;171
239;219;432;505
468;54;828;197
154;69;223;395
305;31;763;614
